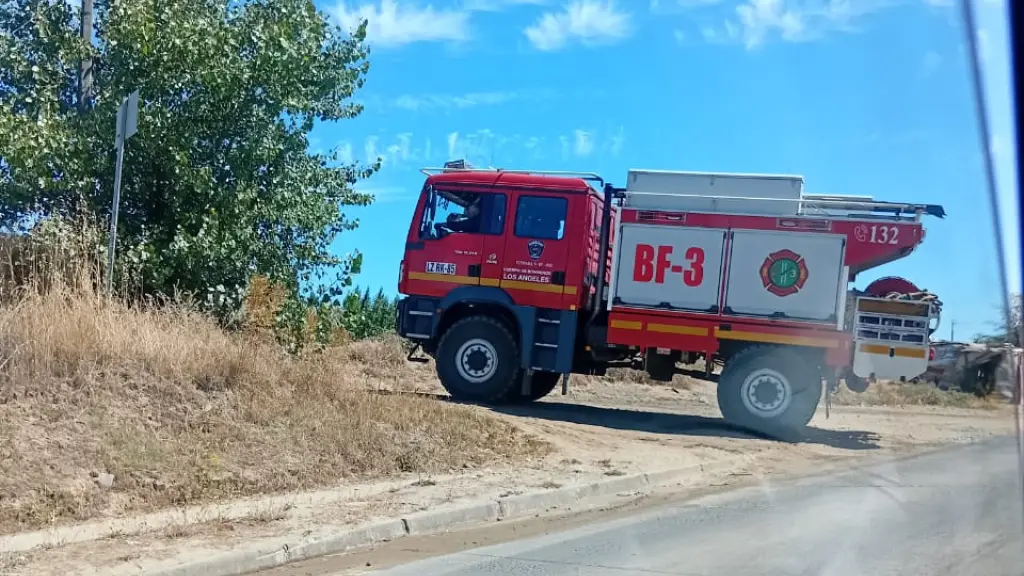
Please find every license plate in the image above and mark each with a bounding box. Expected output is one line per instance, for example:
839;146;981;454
426;261;457;275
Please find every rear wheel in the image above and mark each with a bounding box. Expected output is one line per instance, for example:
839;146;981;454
645;350;678;382
435;316;519;403
844;373;869;393
717;346;822;436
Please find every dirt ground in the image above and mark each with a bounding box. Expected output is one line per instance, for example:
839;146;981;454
3;374;1013;576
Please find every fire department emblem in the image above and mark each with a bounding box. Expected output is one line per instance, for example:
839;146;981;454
527;240;545;260
760;249;808;297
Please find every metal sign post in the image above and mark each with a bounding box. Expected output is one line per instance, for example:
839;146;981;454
105;90;138;296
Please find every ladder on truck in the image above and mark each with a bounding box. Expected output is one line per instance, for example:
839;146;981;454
620;170;944;221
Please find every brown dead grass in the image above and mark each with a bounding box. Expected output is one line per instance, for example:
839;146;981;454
831;380;1003;410
0;283;547;535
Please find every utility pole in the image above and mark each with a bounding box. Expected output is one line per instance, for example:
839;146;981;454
78;0;94;113
950;319;956;342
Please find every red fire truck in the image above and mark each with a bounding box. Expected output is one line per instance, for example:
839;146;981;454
396;162;944;434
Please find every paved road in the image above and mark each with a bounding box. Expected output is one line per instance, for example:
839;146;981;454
357;438;1024;576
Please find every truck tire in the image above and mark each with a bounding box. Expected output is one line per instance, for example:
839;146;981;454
504;371;561;403
645;350;677;383
716;346;822;436
435;316;519;403
844;374;869;393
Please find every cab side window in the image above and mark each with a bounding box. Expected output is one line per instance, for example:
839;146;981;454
420;189;507;239
515;196;567;240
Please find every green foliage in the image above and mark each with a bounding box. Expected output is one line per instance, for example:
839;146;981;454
340;285;397;341
0;0;379;320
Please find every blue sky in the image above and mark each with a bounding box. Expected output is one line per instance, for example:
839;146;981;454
311;0;1016;341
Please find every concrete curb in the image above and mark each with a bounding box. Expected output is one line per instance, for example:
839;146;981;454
0;478;418;555
138;457;748;576
148;519;409;576
402;501;501;536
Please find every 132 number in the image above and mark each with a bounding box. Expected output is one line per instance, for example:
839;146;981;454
868;225;899;245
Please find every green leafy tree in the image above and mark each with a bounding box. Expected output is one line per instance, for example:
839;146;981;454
339;285;396;341
0;0;378;310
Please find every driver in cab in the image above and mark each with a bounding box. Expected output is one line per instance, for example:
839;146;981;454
444;199;482;234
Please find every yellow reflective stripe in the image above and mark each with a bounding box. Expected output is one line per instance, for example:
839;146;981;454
610;319;642;330
408;272;479;285
647;323;709;336
714;328;840;349
859;343;927;358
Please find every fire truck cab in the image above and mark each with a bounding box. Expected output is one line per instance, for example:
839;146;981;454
396;161;944;435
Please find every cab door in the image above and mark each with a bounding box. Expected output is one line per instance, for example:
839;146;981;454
501;192;572;308
478;191;509;288
404;185;505;297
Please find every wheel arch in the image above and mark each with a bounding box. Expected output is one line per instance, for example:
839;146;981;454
719;342;827;371
434;286;523;352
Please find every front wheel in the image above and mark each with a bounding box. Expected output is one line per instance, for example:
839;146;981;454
717;346;822;436
436;316;520;403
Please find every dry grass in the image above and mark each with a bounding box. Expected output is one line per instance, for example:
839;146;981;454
831;380;1003;410
0;260;547;535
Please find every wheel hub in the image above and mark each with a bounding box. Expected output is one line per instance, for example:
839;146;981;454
741;368;792;418
455;338;498;383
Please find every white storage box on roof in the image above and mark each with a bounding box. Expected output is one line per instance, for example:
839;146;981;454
625;169;804;216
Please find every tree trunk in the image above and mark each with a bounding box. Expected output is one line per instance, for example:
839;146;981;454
77;0;93;114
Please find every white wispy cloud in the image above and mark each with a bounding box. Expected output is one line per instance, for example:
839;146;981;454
689;0;998;50
385;132;414;163
524;0;633;51
573;129;595;157
356;185;415;203
337;141;355;164
446;129;526;165
559;135;571;159
328;0;560;48
463;0;550;11
358;132;430;167
328;0;470;48
391;91;525;111
447;132;462;160
348;129;626;171
703;0;891;49
651;0;725;13
701;25;724;42
558;128;625;159
607;125;625;155
364;135;380;163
